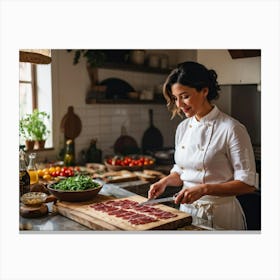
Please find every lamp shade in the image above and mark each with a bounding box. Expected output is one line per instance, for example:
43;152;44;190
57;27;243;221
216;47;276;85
19;49;52;64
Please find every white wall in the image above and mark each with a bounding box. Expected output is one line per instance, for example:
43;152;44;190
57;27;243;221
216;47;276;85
197;50;261;85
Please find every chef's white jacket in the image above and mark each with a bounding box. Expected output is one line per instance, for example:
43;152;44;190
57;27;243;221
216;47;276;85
170;105;257;230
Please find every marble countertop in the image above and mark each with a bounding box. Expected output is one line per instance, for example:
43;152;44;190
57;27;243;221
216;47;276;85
20;180;212;232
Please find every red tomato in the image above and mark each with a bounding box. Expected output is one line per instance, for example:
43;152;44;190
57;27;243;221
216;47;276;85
61;167;67;173
51;171;57;177
55;170;60;176
126;157;132;163
62;169;69;177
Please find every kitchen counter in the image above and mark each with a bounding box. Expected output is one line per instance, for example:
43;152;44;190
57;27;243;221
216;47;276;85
19;180;212;232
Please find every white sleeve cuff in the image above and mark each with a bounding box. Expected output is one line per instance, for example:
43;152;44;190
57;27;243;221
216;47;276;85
170;164;183;175
234;170;259;189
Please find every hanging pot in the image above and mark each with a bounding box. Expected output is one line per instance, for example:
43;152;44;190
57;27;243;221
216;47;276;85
113;126;139;156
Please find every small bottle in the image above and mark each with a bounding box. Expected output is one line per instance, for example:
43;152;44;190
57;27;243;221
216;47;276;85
86;139;102;163
27;153;39;185
19;150;30;198
64;139;75;166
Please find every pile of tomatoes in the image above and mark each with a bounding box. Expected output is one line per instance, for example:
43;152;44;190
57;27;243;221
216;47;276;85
37;166;81;181
106;155;155;167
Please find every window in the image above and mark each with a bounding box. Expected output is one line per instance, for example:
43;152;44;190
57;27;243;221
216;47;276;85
19;62;53;148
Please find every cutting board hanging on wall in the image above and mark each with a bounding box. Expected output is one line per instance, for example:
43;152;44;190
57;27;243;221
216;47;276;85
60;106;82;160
60;106;82;140
142;109;163;153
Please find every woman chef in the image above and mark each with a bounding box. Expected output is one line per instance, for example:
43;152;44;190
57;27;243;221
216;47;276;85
148;61;258;230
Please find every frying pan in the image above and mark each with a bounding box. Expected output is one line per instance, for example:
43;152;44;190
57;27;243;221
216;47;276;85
141;109;163;153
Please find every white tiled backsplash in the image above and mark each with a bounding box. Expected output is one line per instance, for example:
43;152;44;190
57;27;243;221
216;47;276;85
74;104;181;159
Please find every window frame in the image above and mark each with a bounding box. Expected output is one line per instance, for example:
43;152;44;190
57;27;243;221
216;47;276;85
19;63;37;110
19;62;53;150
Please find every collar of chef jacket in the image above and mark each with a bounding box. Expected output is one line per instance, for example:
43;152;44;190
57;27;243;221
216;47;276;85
192;104;220;126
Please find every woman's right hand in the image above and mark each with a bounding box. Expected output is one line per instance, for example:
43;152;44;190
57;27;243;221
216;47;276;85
148;179;167;199
148;172;183;199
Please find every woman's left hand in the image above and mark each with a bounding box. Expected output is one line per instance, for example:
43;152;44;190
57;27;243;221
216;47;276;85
174;184;206;204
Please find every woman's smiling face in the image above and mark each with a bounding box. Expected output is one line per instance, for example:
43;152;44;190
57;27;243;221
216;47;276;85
171;83;211;120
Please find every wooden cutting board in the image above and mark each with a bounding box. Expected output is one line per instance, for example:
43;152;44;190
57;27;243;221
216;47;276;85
94;170;139;183
54;195;192;231
60;106;82;140
93;170;166;183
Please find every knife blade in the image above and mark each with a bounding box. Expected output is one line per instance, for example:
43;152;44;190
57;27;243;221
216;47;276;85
139;193;178;206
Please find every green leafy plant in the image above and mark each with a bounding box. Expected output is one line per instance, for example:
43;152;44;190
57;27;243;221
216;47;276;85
52;175;100;191
67;50;107;68
19;109;50;141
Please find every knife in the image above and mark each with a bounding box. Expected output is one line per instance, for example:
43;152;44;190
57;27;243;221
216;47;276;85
139;193;179;206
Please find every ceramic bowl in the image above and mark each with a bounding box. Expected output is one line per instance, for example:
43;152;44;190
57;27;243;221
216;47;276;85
47;180;103;202
104;155;155;172
21;192;48;207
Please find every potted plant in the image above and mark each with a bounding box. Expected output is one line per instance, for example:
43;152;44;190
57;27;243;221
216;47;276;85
67;50;107;86
19;119;35;151
19;109;50;150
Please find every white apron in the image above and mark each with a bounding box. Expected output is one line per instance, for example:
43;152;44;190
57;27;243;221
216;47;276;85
180;195;247;230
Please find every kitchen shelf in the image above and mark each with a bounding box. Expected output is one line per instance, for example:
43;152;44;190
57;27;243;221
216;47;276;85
100;62;171;75
86;98;166;105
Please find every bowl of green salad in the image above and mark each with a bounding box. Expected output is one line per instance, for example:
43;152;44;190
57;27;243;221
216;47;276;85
47;175;103;202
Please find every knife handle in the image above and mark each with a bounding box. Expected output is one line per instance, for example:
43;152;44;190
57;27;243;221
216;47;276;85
172;192;179;199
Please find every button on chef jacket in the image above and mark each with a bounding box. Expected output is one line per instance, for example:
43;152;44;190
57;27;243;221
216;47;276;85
170;105;257;229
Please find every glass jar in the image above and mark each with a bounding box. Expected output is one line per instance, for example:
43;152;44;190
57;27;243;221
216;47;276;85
27;153;39;185
148;54;160;68
130;50;145;65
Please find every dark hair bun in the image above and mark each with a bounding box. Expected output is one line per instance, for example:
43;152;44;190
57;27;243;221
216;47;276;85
207;69;220;100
